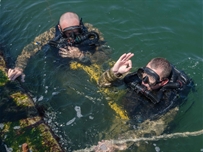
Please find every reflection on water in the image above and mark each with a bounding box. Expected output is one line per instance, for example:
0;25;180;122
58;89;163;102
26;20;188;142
1;0;202;151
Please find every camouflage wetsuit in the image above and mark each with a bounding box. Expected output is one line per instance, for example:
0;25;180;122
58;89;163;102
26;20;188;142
15;23;110;71
98;66;192;124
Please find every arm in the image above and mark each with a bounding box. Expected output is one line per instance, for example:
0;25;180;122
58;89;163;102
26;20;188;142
98;68;124;87
8;27;55;81
98;53;134;87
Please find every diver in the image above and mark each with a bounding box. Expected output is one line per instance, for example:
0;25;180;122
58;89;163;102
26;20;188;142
7;12;110;81
98;53;193;124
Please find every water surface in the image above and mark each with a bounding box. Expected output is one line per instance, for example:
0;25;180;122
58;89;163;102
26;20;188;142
0;0;202;151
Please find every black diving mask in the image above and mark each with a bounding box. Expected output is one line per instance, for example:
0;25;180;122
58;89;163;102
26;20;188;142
61;18;86;39
62;25;82;38
59;25;84;46
62;26;81;38
137;67;162;86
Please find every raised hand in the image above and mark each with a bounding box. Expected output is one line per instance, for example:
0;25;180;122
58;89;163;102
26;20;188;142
112;53;134;75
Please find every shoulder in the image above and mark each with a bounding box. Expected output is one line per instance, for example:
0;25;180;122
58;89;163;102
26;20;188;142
49;27;56;33
34;27;56;43
43;27;56;37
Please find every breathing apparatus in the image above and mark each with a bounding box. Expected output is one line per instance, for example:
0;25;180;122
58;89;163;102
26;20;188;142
125;66;189;104
48;18;99;49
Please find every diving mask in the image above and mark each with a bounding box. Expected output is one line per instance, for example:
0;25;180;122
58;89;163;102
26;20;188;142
62;25;82;38
137;67;162;86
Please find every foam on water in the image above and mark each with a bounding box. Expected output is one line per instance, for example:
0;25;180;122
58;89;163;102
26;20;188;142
66;117;76;126
75;106;83;118
74;129;203;152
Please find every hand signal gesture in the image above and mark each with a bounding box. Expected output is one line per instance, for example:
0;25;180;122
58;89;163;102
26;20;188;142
112;53;134;75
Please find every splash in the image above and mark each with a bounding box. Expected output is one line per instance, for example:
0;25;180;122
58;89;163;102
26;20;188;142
113;129;203;144
75;106;83;118
74;129;203;152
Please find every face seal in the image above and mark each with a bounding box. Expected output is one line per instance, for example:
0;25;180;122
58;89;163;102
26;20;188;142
137;67;162;86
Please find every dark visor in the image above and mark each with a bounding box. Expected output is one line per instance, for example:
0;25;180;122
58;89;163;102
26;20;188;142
61;26;82;38
62;26;81;33
137;67;161;86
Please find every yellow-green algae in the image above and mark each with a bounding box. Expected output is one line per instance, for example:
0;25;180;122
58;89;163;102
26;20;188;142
70;61;129;120
0;53;62;152
10;92;30;107
0;55;8;86
0;70;8;86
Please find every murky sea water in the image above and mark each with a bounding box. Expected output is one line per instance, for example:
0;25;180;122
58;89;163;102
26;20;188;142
0;0;202;151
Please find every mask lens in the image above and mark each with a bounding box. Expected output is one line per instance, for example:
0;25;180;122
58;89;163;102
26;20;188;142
147;75;156;85
137;68;144;79
138;67;160;86
64;29;80;38
142;74;156;86
62;26;81;38
142;76;149;84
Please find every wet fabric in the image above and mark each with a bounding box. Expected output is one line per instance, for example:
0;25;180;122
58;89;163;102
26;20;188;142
98;66;193;125
126;67;192;122
122;88;179;124
15;23;110;70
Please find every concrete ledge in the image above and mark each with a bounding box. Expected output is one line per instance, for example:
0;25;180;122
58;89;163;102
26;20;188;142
0;52;63;152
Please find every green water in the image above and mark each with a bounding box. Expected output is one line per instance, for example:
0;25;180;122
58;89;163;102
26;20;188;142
0;0;202;151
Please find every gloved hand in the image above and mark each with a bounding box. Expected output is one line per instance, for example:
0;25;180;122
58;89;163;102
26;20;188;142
59;46;84;59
